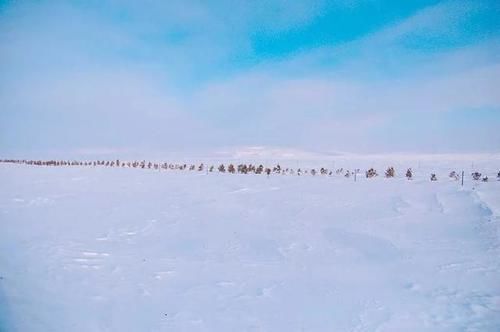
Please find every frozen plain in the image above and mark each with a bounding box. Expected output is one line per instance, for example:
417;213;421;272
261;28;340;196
1;155;500;332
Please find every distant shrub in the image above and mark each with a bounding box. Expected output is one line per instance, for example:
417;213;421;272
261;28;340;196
366;168;378;178
449;171;459;180
385;167;395;178
472;172;481;181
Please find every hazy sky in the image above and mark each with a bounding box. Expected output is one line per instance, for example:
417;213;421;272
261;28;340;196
1;0;499;155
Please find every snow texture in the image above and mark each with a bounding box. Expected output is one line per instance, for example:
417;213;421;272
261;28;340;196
0;157;499;331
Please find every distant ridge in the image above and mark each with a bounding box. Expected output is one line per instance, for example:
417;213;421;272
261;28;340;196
214;146;347;160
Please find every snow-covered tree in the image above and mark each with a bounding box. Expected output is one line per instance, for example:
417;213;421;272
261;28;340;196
406;168;413;180
385;167;395;178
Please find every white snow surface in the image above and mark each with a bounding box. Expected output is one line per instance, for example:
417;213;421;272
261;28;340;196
1;158;500;331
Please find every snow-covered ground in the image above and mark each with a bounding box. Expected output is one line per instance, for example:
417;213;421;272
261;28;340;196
1;156;499;331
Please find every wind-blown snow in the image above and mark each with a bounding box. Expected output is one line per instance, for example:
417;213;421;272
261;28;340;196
0;159;499;331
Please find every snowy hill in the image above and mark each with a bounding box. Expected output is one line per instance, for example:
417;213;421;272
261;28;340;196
213;146;343;160
1;158;499;331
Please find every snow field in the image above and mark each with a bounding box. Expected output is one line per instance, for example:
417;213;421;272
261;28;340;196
0;162;499;331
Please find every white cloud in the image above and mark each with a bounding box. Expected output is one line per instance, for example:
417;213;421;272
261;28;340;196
0;0;499;154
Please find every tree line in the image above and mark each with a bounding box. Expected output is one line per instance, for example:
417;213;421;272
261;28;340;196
1;159;498;182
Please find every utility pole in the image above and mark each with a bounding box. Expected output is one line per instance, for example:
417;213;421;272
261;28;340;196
461;170;464;187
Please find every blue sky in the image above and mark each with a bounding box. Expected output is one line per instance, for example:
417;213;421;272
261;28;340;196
0;0;499;155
